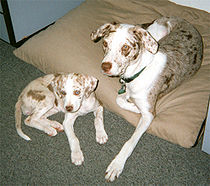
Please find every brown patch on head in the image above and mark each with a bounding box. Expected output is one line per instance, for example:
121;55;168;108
27;90;45;101
51;74;68;99
74;73;85;87
91;22;119;42
131;26;158;54
84;76;98;97
132;51;140;60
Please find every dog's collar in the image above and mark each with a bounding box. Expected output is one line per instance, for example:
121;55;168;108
118;66;146;94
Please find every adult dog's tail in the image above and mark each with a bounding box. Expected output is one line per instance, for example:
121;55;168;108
15;99;31;141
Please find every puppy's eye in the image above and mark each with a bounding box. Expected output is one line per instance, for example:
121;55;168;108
73;90;81;96
60;90;66;96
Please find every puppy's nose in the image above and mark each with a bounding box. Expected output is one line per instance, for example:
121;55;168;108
65;105;73;112
101;62;112;73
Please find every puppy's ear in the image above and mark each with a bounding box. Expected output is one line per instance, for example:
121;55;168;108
90;22;118;42
84;76;99;98
50;74;65;98
131;26;158;54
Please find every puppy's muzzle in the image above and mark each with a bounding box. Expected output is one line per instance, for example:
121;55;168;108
65;105;73;112
101;62;112;74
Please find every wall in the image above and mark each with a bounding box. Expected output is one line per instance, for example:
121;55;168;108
7;0;85;42
169;0;210;12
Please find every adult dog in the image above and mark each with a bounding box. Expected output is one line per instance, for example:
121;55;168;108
91;16;203;181
15;73;108;165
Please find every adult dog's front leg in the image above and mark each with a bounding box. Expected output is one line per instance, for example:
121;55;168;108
63;113;84;165
116;94;140;113
94;104;108;144
105;100;154;182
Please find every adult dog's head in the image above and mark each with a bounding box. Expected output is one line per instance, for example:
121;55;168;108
91;22;158;76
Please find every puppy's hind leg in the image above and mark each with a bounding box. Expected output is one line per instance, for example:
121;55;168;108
42;108;64;132
94;104;108;144
24;105;58;137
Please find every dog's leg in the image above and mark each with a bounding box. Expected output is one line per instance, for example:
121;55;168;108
24;107;58;137
116;94;140;113
105;98;153;182
42;108;64;132
94;104;108;144
63;113;84;165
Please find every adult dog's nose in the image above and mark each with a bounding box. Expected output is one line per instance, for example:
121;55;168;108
65;105;73;112
101;62;112;73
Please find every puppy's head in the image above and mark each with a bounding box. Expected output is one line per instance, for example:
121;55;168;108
91;23;158;76
51;73;98;113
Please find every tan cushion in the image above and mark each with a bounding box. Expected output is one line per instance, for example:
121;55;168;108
14;0;210;148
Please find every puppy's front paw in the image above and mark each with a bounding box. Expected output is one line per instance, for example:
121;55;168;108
45;127;57;137
71;150;84;166
96;130;108;144
105;157;124;182
50;121;64;132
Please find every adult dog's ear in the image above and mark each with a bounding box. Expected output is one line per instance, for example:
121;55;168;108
90;22;118;42
131;26;158;54
84;76;99;98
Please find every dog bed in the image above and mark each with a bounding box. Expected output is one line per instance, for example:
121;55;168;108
13;0;210;148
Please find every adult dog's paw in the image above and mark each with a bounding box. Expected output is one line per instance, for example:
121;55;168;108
105;157;124;182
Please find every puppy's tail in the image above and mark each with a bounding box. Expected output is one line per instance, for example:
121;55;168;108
15;99;31;141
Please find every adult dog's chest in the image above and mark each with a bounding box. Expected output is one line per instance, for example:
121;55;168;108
126;52;167;98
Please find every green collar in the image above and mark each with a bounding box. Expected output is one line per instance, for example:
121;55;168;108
118;66;146;94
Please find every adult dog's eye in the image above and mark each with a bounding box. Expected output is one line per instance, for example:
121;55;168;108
122;44;129;50
73;90;81;96
121;44;131;57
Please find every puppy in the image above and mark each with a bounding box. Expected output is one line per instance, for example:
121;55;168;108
91;16;203;181
15;73;108;165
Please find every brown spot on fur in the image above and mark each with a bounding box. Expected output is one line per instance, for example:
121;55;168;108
27;90;45;101
75;74;84;86
112;21;118;25
140;21;154;29
144;32;148;37
54;98;58;106
98;99;103;106
164;74;174;86
187;34;192;40
47;84;54;92
54;73;61;78
133;52;139;60
193;54;197;64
